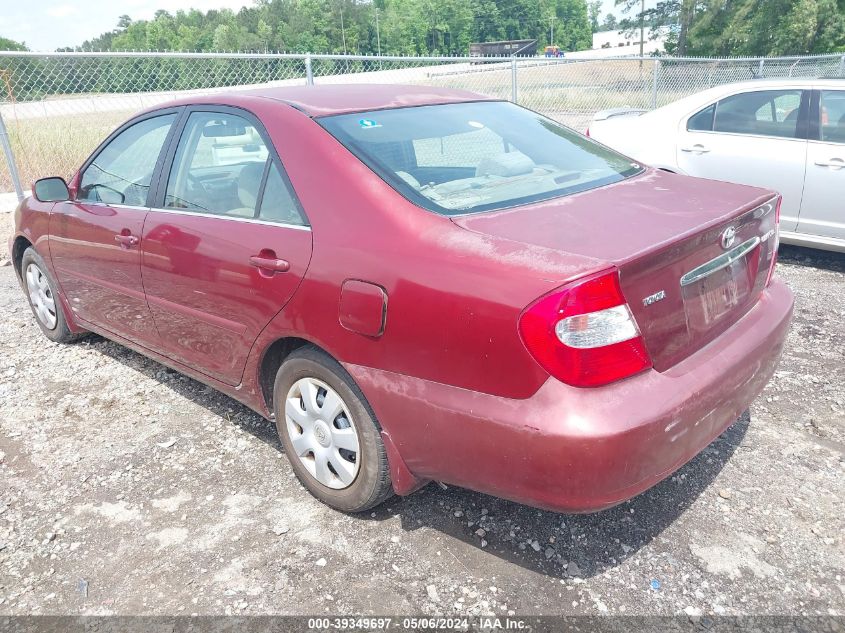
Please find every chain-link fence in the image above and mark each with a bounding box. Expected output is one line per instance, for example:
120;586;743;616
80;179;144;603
1;50;844;197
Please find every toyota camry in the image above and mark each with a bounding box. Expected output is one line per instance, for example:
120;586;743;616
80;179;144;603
10;85;793;513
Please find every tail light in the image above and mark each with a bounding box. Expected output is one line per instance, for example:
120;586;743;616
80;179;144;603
518;269;652;388
585;127;591;137
764;196;781;287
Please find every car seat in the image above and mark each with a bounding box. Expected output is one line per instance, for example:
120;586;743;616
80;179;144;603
228;161;266;217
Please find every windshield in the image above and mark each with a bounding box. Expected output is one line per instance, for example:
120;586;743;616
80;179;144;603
318;101;643;215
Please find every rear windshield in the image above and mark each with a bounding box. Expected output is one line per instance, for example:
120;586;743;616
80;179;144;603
318;101;643;215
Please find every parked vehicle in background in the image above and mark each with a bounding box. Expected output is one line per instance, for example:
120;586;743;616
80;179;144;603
469;39;537;58
588;79;845;253
544;45;563;58
11;85;792;515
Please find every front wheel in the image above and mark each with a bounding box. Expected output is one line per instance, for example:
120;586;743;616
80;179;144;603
273;346;394;513
20;247;82;343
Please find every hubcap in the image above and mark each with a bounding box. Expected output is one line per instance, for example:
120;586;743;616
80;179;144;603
25;263;57;330
284;377;360;489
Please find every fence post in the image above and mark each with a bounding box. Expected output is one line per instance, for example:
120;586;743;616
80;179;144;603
0;112;24;202
840;55;845;77
651;59;661;109
758;58;765;77
305;54;314;85
510;57;518;103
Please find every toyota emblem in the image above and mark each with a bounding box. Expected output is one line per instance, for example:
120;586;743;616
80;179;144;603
721;226;737;250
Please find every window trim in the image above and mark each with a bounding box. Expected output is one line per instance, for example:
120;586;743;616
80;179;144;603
75;107;184;208
683;88;811;141
149;103;309;227
134;205;311;231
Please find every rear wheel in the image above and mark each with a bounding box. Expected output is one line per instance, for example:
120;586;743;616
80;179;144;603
20;247;81;343
273;346;393;512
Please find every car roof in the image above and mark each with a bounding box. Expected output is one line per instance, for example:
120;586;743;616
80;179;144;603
162;84;495;117
709;78;845;90
650;77;845;117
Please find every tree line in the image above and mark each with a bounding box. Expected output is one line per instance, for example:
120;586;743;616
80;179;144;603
2;0;843;58
74;0;593;57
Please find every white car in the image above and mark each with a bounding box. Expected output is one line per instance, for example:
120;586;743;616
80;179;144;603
587;79;845;253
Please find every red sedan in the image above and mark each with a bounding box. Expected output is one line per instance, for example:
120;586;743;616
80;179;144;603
10;85;793;513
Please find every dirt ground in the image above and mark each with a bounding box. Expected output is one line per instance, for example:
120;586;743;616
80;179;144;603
0;209;843;617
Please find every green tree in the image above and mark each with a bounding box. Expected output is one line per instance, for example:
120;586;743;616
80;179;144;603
589;0;603;31
601;13;619;30
0;36;29;51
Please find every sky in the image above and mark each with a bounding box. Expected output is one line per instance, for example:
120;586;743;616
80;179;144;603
3;0;633;52
1;0;254;51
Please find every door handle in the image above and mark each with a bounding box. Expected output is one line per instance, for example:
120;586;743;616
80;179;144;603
114;234;139;247
249;255;290;273
680;144;710;154
815;157;844;169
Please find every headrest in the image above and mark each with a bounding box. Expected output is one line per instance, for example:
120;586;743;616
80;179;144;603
476;152;534;177
238;161;266;209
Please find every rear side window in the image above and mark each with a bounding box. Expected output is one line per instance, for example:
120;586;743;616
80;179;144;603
258;162;307;226
165;111;271;218
711;90;802;139
319;101;642;215
79;114;175;206
687;104;715;131
820;90;845;143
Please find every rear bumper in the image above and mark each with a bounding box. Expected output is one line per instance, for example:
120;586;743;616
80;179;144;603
346;279;794;513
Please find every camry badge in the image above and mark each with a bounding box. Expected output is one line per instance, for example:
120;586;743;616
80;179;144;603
721;226;737;250
642;290;666;307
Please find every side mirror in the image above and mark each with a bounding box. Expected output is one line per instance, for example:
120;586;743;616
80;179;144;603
33;177;71;203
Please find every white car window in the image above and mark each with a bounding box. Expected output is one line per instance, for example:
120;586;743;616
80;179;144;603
687;104;715;131
687;90;803;140
713;90;802;139
820;91;845;144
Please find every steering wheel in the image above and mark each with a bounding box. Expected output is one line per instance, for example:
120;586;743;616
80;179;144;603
186;172;209;195
184;173;213;210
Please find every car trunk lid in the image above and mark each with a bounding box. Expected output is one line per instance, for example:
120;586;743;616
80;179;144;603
452;170;779;371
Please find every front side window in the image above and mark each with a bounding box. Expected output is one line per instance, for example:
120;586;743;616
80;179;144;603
165;111;271;217
820;90;845;143
319;101;642;215
79;114;175;206
711;90;802;139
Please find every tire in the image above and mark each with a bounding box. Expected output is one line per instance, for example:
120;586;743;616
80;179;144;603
273;346;394;513
20;247;82;344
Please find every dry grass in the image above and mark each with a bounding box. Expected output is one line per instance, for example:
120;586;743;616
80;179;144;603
3;111;130;189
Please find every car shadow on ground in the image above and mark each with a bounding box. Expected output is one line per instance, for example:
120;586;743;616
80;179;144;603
375;414;749;582
778;244;844;273
92;336;748;582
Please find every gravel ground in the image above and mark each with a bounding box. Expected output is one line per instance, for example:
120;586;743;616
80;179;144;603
0;210;843;618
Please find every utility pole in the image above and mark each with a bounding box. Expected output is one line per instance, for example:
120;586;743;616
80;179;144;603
548;14;555;46
340;2;348;55
375;6;381;57
639;0;645;58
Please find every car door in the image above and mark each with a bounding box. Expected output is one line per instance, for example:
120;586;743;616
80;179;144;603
141;107;313;386
797;89;845;241
49;110;180;344
676;88;809;232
